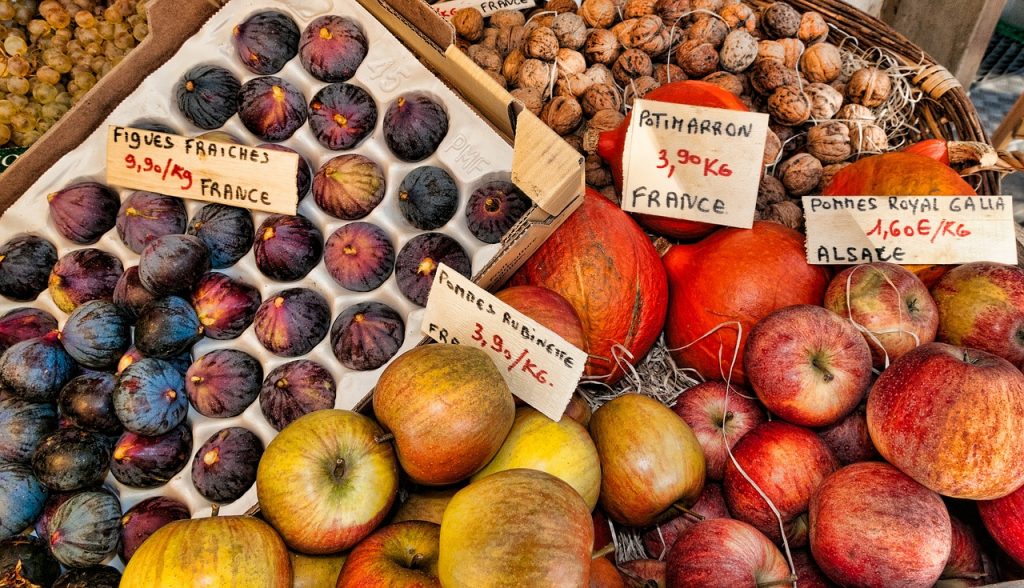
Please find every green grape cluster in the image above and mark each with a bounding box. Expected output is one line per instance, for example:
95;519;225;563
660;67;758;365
0;0;149;148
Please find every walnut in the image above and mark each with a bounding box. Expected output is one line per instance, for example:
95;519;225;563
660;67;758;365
453;8;485;42
819;162;849;192
768;85;810;126
688;16;728;48
583;108;625;153
585;63;617;86
517;58;555;90
675;40;719;78
771;122;797;149
495;25;526;58
806;122;851;163
525;26;559;61
551;13;588;50
655;0;690;24
542;95;584;135
757;40;786;63
625;15;664;52
778;37;804;69
721;3;756;32
798;11;829;44
624;0;658;18
480;28;499;50
836;103;875;124
491;9;526;29
546;0;579;13
849;123;889;154
524;12;556;33
586;154;614;187
467;44;502;72
654;63;687;84
762;128;782;166
761;200;804;231
511;87;545;116
503;49;526;83
624;75;660;107
555;72;594;97
805;82;843;120
484;69;507;89
563;133;585;154
846;67;892;107
704;71;744;95
556;48;587;76
580;0;618;28
799;42;841;84
757;173;787;209
455;37;471;53
761;2;800;39
584;28;622;65
750;58;796;95
612;19;633;45
691;0;723;11
581;83;623;116
719;29;757;73
613;49;654;85
779;153;822;196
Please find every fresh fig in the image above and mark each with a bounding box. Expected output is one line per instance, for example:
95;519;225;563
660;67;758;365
0;395;57;463
186;203;254;269
0;536;61;587
465;180;531;244
135;296;204;358
115;191;188;254
175;64;241;130
118;496;190;564
0;307;57;353
324;221;394;292
58;372;121;436
117;345;191;375
308;82;377;150
0;463;47;540
31;428;111;492
330;301;405;371
0;234;58;301
130;120;178;134
394;232;472;306
191;426;264;503
233;10;300;75
238;76;308;142
253;288;330;357
113;357;188;436
53;565;122;588
0;333;75;402
383;93;449;162
398;166;459;230
313;154;385;219
191;272;261;339
47;182;120;245
185;348;262;418
60;300;131;369
113;266;157;320
33;490;74;544
254;214;323;282
138;234;211;295
259;143;312;201
48;248;124;313
197;130;243;143
299;15;368;82
46;490;121;568
259;359;336;430
110;423;192;488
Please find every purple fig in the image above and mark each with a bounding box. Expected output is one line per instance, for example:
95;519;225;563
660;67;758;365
253;288;330;357
60;300;131;369
175;65;240;130
34;491;73;542
313;154;385;220
0;234;58;301
48;248;124;313
253;214;323;282
186;203;254;269
233;10;300;75
465;180;531;244
324;221;394;292
398;166;459;230
0;332;76;402
138;234;211;295
115;191;188;254
113;357;188;436
31;428;111;492
191;272;261;340
58;372;121;436
0;307;58;353
135;296;204;359
117;345;191;375
53;565;121;588
308;82;377;150
113;266;158;320
185;348;262;418
46;490;121;568
47;182;120;245
383;93;449;162
299;15;368;82
110;423;192;488
259;143;312;201
394;232;472;306
0;535;61;587
330;301;405;371
118;496;190;563
191;426;263;503
259;359;336;430
238;76;308;142
0;395;57;463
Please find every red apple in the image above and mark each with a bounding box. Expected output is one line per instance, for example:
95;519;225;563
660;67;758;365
643;482;730;559
979;483;1024;567
866;342;1024;499
390;487;459;525
336;521;440;588
665;518;793;588
824;262;939;368
723;421;839;546
619;559;666;588
791;550;836;587
495;285;588;354
809;461;951;588
672;381;765;480
932;262;1024;369
816;404;879;465
936;516;989;587
745;305;872;427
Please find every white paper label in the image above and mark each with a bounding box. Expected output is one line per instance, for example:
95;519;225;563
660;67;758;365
430;0;536;20
803;195;1017;265
421;264;586;421
621;99;769;229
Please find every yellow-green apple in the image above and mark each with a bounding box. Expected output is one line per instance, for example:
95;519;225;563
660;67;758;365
979;483;1024;567
336;521;440;588
589;556;626;588
866;342;1024;499
472;407;601;509
290;552;346;588
744;305;872;427
373;345;515;486
256;410;398;554
590;393;706;526
665;518;793;588
816;404;878;465
643;482;730;559
619;559;666;588
672;381;765;480
723;421;838;546
932;262;1024;368
809;461;951;588
390;487;459;525
824;262;938;367
936;516;989;587
791;550;835;588
438;468;593;587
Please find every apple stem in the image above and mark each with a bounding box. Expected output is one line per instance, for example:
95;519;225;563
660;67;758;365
591;543;616;559
940;572;988;580
375;433;394;444
409;553;425;569
332;458;346;481
670;502;705;522
756;574;797;587
811;357;834;382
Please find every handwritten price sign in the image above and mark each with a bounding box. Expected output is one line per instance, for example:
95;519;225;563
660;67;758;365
803;195;1017;265
621;100;768;229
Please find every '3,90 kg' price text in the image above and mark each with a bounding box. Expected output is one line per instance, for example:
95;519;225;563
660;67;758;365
425;322;552;386
123;154;193;190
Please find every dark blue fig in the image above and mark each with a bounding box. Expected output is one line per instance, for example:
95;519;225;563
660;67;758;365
191;426;263;503
312;154;385;220
135;296;204;359
260;359;336;431
0;395;56;463
0;333;75;402
253;214;323;282
53;565;122;588
253;288;330;357
300;15;368;82
47;182;120;245
186;203;254;269
185;348;262;418
118;496;190;563
117;345;191;375
330;301;405;371
0;463;47;539
0;307;58;354
131;120;179;134
395;232;472;306
138;234;211;295
238;76;308;142
48;248;124;314
308;82;377;150
31;428;111;492
46;490;121;568
398;166;459;230
110;423;192;488
259;143;312;201
466;180;531;244
324;221;394;292
190;272;261;340
0;234;58;301
60;300;131;369
58;372;121;436
115;191;188;254
113;357;188;436
175;64;241;130
383;93;449;162
113;266;157;321
34;490;74;541
233;10;300;74
0;535;61;587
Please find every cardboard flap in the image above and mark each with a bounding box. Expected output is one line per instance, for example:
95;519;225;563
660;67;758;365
383;0;455;48
511;110;585;216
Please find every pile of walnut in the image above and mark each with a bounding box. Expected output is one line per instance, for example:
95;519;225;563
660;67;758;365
452;0;896;230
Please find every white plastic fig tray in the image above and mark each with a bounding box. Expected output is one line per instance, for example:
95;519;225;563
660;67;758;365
0;0;514;523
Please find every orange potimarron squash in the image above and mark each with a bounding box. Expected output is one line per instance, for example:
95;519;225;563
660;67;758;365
510;188;668;385
597;81;748;240
663;221;830;385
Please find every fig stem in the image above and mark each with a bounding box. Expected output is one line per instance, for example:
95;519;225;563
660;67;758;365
670;502;705;522
332;458;346;481
210;504;220;517
591;543;616;559
756;575;797;588
375;433;394;444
